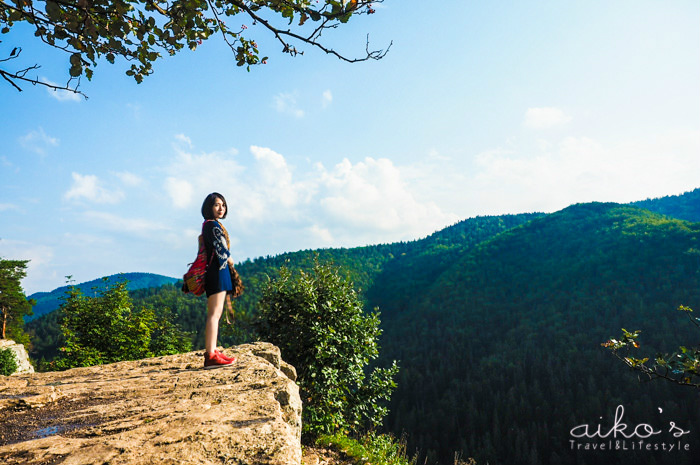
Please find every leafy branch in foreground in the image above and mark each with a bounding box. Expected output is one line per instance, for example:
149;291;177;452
1;0;389;97
603;305;700;388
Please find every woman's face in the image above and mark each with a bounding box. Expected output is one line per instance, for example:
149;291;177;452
212;197;226;219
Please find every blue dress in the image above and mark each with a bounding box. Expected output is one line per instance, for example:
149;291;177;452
203;220;233;297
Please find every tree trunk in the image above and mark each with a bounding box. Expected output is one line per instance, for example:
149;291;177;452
1;307;6;339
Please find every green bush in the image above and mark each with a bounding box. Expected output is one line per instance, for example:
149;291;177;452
52;278;192;370
256;260;399;436
0;347;18;376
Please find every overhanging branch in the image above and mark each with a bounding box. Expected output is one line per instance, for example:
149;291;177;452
1;0;390;95
0;65;88;99
235;1;391;63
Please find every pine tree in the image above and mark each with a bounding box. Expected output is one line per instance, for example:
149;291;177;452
0;258;34;345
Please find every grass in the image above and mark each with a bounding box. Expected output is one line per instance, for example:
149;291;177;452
315;431;415;465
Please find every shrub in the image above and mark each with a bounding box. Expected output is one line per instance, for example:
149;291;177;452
52;278;191;370
0;347;18;376
256;260;399;436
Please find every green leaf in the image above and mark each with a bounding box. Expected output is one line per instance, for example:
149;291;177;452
45;1;61;21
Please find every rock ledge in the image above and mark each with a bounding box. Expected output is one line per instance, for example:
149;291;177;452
0;342;301;465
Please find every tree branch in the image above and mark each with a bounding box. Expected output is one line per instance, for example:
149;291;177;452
0;66;88;99
235;1;391;63
1;0;389;95
0;46;87;97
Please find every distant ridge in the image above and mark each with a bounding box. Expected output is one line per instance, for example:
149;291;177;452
631;187;700;223
27;272;179;321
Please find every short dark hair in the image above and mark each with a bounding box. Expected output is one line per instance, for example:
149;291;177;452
201;192;228;220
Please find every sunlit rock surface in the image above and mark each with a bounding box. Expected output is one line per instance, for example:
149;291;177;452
0;342;301;465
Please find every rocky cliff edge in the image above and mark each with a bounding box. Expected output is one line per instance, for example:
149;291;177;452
0;342;302;465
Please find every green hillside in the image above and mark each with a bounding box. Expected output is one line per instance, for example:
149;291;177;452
376;203;700;465
632;187;700;223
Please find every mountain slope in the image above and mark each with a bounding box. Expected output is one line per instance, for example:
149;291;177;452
366;213;544;319
632;187;700;222
378;203;700;465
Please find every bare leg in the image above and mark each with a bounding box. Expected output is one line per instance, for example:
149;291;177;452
205;291;226;355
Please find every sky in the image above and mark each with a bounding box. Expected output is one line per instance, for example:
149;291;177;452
1;0;699;295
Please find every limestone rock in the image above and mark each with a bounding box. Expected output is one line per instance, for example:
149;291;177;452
0;341;301;465
0;340;35;375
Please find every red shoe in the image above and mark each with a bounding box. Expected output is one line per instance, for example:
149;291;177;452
215;349;236;363
204;351;234;368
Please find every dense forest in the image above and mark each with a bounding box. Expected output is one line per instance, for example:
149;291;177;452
24;188;700;465
375;202;700;465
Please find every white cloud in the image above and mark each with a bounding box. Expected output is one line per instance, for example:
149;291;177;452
250;145;307;209
160;136;459;257
0;238;56;294
114;171;144;187
42;78;82;102
165;177;194;209
322;90;333;108
427;148;451;161
307;224;334;244
174;134;193;148
274;92;305;118
523;107;572;129
317;157;458;238
467;128;700;214
0;203;19;212
64;172;125;204
83;211;170;236
19;128;59;156
163;142;245;213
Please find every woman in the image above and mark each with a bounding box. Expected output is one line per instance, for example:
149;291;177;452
200;192;236;368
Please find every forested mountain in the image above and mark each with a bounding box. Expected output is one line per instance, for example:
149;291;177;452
632;187;700;223
374;203;700;464
24;189;700;464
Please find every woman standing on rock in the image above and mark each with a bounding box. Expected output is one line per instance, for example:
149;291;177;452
200;192;237;368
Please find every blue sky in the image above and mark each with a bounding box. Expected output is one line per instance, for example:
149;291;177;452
1;0;699;294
